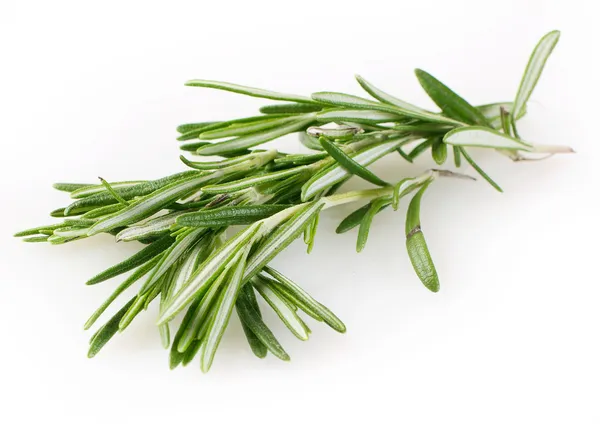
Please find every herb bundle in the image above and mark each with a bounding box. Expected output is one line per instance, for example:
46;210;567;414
16;31;572;372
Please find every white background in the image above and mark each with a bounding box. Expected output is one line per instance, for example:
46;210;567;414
1;1;599;422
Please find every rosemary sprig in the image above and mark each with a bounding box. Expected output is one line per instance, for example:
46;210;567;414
15;30;573;372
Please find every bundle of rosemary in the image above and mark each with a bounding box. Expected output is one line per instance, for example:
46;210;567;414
16;30;572;372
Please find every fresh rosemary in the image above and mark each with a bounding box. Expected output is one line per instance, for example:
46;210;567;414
16;30;572;372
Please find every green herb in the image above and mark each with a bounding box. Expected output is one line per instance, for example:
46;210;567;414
15;30;573;372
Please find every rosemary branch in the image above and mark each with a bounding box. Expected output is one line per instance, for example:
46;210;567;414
15;30;572;372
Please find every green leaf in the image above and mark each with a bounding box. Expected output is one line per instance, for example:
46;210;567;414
199;115;298;140
452;146;462;167
431;137;448;165
407;139;434;161
316;109;402;124
177;267;229;353
357;198;389;252
169;298;201;369
85;234;174;285
354;75;463;126
443;126;533;151
405;184;440;293
259;103;323;114
115;211;185;242
303;213;319;254
53;183;92;193
457;147;503;192
414;69;490;126
118;293;149;331
254;279;309;340
176;122;218;134
302;137;409;201
139;229;206;295
263;267;345;333
157;223;263;325
235;288;290;361
70;180;147;199
179;154;249;171
201;167;307;194
201;244;251;372
196;115;316;156
244;202;325;280
185;79;317;104
88;173;213;235
164;237;215;305
84;255;162;330
88;297;136;358
236;284;268;358
513;30;560;120
177;204;292;227
65;171;199;214
319;137;389;187
14;222;70;237
337;203;385;234
307;124;364;141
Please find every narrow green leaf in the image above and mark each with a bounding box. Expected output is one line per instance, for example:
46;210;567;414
452;146;462;167
316;109;402;124
354;75;463;126
14;222;70;237
139;229;206;295
115;211;185;242
88;297;136;358
319;137;389;187
303;213;319;254
302;137;408;201
201;167;307;194
179;154;249;171
185;79;317;104
118;293;149;331
201;245;251;372
235;290;290;361
169;298;201;369
263;267;345;333
458;147;503;192
22;235;49;243
199;115;299;140
157;223;262;325
196;116;316;156
443;126;533;151
337;203;380;234
66;171;199;213
88;173;212;235
98;177;129;206
176;122;218;134
53;183;92;193
237;285;268;358
176;268;228;353
244;202;324;280
407;139;433;161
254;280;309;340
259;103;323;114
84;255;162;330
71;180;147;199
414;69;490;126
85;234;174;285
177;204;292;227
405;184;440;293
357;198;389;252
513;30;560;120
431;137;448;165
500;107;512;135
